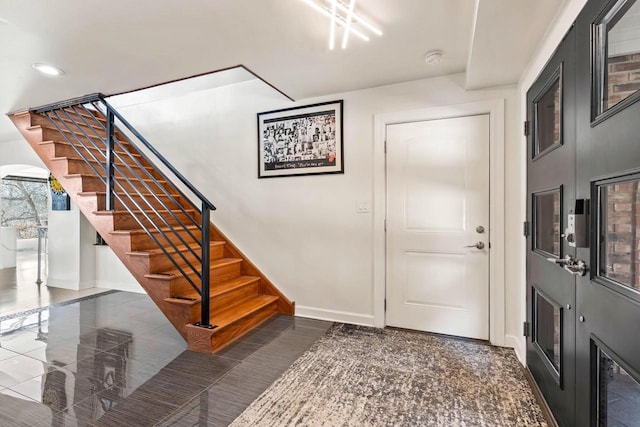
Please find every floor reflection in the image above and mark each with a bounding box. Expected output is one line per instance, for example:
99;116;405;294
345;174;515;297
0;291;331;426
0;252;108;318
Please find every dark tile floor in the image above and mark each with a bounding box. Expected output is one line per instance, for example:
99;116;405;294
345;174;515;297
0;291;332;426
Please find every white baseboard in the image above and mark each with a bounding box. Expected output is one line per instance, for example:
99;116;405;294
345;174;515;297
95;280;145;294
295;305;375;326
505;334;526;364
46;278;90;290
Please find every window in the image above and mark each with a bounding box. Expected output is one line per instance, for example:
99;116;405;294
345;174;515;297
593;0;640;121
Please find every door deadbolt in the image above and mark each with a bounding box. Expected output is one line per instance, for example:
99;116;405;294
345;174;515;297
476;226;485;233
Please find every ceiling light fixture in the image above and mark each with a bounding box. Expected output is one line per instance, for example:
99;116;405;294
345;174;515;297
301;0;382;49
424;50;443;65
31;63;64;76
0;18;8;24
329;0;337;49
341;0;357;49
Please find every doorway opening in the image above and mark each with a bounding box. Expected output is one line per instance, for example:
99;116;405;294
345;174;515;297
0;165;49;314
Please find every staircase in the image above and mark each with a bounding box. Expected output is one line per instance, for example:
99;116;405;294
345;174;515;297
8;94;294;353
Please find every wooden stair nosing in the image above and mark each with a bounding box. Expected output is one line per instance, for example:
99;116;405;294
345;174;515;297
145;257;243;280
126;240;224;258
165;276;261;305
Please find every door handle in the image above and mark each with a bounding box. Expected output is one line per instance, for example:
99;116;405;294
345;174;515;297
546;255;588;276
465;242;485;250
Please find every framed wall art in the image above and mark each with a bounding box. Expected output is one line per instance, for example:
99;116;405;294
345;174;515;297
257;100;343;178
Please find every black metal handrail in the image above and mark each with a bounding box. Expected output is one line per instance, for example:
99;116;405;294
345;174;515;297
32;93;216;329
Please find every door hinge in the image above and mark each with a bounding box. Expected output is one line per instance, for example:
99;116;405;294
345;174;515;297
384;299;387;311
384;219;387;232
523;221;530;238
523;321;530;337
524;120;530;137
384;139;387;154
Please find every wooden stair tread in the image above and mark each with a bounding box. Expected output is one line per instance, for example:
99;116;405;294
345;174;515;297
211;294;279;329
126;240;224;257
165;276;260;304
145;257;242;279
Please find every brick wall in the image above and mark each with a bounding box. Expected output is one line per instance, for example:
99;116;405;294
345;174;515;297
607;53;640;109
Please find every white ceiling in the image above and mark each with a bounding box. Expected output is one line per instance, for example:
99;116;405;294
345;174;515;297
0;0;564;143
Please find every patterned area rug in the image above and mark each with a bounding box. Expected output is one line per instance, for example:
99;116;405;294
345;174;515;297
230;324;547;427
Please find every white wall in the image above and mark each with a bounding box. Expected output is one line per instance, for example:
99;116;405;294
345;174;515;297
47;201;96;289
95;246;143;293
114;73;522;343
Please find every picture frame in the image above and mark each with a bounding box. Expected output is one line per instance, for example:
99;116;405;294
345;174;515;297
257;100;344;178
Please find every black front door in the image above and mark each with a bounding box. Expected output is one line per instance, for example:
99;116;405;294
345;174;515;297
526;27;577;427
574;0;640;425
527;0;640;425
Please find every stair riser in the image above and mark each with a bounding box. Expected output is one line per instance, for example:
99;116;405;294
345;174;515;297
213;282;261;312
60;158;156;181
109;211;198;231
144;243;225;273
94;194;184;213
30;114;129;145
170;262;242;295
129;228;202;251
40;141;142;165
75;174;168;195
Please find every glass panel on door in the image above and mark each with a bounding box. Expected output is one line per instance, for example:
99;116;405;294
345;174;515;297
534;67;563;157
533;289;562;379
594;0;640;116
598;178;640;291
595;345;640;426
534;189;562;257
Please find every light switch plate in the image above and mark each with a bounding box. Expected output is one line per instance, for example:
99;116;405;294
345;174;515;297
356;200;370;213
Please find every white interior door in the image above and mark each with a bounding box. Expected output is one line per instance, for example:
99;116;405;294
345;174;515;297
386;114;490;340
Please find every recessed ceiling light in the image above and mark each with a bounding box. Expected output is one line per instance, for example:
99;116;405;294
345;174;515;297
0;18;7;24
424;50;443;65
31;63;64;76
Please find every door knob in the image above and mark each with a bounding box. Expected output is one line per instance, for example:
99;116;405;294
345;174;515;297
476;225;485;233
465;242;485;250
